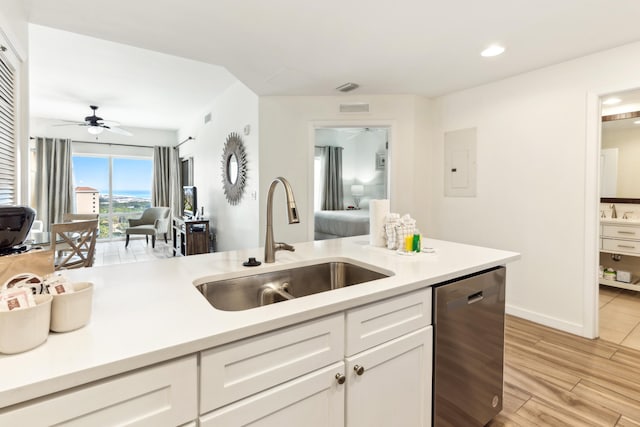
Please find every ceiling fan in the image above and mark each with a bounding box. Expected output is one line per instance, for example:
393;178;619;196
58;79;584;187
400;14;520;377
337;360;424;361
54;105;133;136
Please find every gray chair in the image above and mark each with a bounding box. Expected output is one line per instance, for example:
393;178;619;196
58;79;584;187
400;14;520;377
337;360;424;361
125;207;170;248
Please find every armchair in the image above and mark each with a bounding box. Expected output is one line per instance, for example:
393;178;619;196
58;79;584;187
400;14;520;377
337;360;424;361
125;207;170;248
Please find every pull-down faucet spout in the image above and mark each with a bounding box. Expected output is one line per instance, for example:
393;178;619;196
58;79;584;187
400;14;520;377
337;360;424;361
265;177;299;263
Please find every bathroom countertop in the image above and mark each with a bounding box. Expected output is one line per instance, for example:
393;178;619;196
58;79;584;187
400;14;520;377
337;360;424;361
0;236;519;409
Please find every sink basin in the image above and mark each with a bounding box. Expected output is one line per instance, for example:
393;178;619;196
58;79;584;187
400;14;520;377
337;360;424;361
196;260;391;311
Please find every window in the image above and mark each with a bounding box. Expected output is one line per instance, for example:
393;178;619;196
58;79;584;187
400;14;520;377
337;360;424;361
72;154;153;240
0;43;16;204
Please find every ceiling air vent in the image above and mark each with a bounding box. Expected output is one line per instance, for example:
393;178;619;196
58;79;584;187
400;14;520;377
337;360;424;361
336;82;359;92
339;103;370;113
204;112;212;124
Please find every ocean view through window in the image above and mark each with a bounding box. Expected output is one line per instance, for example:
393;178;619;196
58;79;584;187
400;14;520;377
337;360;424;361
73;156;153;239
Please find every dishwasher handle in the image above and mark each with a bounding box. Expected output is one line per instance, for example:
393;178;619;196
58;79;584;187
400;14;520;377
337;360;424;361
467;291;484;304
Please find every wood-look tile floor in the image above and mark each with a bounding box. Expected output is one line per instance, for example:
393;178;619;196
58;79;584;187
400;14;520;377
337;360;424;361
491;315;640;426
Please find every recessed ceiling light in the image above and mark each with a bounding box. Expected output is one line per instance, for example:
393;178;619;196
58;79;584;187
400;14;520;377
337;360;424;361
480;45;505;57
603;97;622;105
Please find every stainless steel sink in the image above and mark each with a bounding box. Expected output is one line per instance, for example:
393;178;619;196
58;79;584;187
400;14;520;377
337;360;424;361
196;261;391;311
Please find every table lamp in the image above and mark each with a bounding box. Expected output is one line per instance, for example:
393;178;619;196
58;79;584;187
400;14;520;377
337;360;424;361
351;184;364;209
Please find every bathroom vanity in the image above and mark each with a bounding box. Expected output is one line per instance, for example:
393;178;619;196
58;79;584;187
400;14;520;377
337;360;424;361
0;236;518;426
600;218;640;290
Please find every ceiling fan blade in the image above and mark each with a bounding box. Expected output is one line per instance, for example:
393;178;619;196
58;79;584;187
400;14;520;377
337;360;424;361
99;120;121;127
51;122;85;127
104;126;133;136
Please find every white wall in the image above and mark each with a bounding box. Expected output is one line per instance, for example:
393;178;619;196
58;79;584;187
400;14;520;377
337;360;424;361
178;81;259;252
0;0;28;204
602;126;640;198
259;95;431;245
429;39;640;337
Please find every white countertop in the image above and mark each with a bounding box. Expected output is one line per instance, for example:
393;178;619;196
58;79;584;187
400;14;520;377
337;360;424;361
0;236;519;409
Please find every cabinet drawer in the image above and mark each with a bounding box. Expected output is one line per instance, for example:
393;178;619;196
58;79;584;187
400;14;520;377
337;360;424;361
345;288;431;356
602;225;640;240
200;313;344;413
200;362;345;427
0;356;197;426
602;238;640;254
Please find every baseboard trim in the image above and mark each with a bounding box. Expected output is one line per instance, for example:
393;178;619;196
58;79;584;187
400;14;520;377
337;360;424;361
506;304;586;337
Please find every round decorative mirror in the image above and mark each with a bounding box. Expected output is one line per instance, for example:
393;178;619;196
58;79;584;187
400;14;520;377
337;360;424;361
221;132;247;205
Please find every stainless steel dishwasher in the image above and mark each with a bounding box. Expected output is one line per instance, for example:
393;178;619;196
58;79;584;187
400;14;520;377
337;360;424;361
433;266;506;426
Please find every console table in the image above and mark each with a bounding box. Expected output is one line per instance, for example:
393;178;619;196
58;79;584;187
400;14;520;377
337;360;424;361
172;218;210;256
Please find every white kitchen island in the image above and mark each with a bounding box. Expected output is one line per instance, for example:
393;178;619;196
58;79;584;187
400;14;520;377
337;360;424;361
0;236;519;426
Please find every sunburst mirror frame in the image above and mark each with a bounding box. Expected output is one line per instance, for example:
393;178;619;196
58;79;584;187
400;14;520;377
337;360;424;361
221;132;248;205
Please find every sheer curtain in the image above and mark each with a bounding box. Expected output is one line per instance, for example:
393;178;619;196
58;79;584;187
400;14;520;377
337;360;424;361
321;146;344;210
34;137;73;230
152;146;181;216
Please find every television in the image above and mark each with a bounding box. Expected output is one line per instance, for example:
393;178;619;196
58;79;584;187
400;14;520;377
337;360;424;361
182;186;197;219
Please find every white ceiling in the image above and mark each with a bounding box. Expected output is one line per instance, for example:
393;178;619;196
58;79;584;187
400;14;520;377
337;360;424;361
28;25;238;130
24;0;640;131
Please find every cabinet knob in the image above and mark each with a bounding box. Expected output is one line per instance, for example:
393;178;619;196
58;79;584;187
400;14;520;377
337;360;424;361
354;365;365;376
335;373;346;385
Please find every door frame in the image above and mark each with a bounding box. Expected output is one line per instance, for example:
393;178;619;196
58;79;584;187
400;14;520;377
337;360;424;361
308;120;395;241
585;85;640;339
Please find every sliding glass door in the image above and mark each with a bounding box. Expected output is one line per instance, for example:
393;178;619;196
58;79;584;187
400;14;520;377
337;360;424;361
72;155;152;240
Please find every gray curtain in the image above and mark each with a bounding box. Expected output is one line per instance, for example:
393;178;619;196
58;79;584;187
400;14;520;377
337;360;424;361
321;146;344;210
34;137;74;230
169;147;182;217
152;146;170;207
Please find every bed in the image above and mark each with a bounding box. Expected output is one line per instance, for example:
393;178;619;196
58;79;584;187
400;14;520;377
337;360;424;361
314;209;370;240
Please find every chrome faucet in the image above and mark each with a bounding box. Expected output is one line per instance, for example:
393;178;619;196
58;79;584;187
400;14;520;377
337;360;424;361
265;177;300;263
610;204;617;219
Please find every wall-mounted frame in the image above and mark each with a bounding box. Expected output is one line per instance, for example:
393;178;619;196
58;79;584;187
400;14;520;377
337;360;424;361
376;152;386;170
221;132;248;205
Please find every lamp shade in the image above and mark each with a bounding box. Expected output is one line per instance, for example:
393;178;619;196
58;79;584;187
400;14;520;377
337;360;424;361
351;184;364;196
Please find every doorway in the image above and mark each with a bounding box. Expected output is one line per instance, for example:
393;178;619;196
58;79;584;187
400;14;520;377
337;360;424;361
312;126;390;241
596;88;640;349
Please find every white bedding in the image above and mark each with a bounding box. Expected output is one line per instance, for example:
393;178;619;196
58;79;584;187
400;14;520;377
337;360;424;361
314;209;370;240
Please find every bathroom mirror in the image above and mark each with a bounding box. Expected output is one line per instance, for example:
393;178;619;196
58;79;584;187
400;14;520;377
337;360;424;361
601;111;640;201
221;132;247;205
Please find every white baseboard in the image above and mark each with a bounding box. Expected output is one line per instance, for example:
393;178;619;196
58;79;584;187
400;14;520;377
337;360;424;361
506;304;586;338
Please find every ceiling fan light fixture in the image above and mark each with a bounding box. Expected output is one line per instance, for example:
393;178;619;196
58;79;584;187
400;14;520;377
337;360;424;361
87;126;104;135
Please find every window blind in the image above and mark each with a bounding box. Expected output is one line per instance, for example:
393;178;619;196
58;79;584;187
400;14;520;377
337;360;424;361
0;46;15;204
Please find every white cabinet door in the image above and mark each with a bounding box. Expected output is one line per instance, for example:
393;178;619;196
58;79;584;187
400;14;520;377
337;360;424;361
200;362;345;427
0;356;197;427
345;327;433;427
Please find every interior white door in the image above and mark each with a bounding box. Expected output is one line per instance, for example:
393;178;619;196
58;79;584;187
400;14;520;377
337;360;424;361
345;327;433;427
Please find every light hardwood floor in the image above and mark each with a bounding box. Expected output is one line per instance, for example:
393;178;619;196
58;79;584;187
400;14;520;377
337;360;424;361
491;315;640;426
